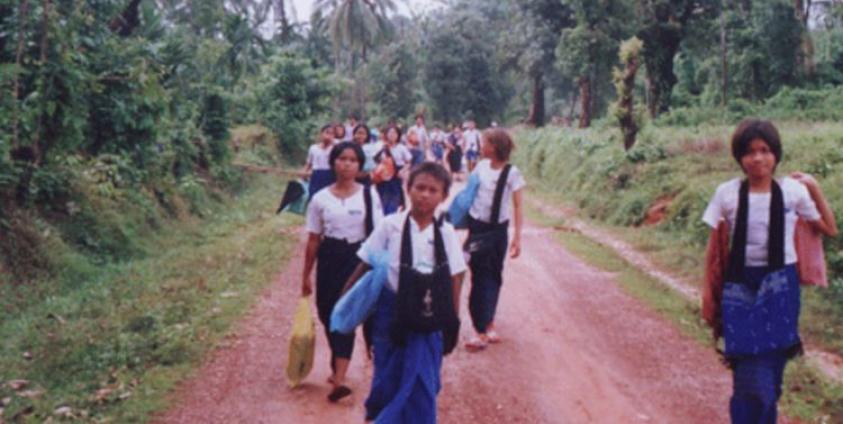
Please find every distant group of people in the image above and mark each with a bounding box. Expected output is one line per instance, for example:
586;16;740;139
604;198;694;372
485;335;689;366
298;114;524;422
294;114;839;424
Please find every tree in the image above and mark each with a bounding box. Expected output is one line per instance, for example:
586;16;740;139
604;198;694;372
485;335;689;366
313;0;396;71
612;37;644;150
364;39;420;121
556;0;633;128
636;0;718;117
251;53;335;154
422;11;508;126
502;1;574;126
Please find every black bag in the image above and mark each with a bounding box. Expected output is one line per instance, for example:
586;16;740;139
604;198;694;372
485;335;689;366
464;164;511;254
392;215;460;355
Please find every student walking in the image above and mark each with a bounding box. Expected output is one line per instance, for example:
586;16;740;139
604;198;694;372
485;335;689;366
353;123;382;186
344;162;466;423
463;120;482;173
701;119;837;424
446;125;464;181
302;142;384;402
411;114;429;160
375;125;413;215
463;128;525;351
430;124;446;166
303;124;338;200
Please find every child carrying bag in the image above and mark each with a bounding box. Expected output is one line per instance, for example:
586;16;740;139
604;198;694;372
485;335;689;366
464;164;511;254
392;215;461;355
286;296;315;387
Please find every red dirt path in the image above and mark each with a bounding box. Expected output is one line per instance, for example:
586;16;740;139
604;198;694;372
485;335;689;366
155;220;734;423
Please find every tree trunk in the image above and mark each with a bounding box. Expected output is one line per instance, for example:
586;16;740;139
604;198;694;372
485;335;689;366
109;0;143;36
720;7;728;107
527;72;545;127
578;76;591;129
276;0;292;44
11;0;29;150
794;0;816;77
34;0;51;165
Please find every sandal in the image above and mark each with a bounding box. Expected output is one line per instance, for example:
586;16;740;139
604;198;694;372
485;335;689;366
327;385;352;403
465;336;488;352
486;330;501;344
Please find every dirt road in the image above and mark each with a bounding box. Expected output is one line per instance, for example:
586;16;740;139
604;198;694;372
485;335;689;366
156;217;733;423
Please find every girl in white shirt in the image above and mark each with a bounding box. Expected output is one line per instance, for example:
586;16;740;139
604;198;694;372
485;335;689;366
463;128;526;351
352;123;382;185
375;126;413;215
302;142;384;403
303;125;337;199
701;119;837;423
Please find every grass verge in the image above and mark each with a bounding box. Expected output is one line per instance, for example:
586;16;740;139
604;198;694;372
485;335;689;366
0;173;300;423
525;193;843;422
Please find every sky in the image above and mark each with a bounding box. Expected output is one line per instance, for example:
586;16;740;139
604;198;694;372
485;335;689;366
288;0;442;23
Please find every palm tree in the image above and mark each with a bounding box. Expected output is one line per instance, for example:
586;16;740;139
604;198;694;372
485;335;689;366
313;0;396;71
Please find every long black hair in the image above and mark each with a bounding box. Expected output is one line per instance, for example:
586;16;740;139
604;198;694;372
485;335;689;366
353;123;372;144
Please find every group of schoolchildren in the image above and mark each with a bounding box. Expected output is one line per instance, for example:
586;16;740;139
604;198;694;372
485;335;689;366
300;115;524;423
298;114;838;424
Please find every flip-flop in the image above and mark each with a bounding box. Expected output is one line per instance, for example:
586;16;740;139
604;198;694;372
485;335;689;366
328;385;352;403
465;337;487;352
486;330;501;344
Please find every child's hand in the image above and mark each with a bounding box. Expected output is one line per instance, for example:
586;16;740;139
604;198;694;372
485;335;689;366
509;238;521;259
791;172;818;190
301;276;313;297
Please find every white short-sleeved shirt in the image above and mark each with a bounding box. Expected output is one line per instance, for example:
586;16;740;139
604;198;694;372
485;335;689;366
344;125;354;142
469;160;526;223
357;211;467;292
306;185;384;243
382;144;413;168
411;125;429;149
362;141;384;172
702;177;821;266
463;129;482;152
307;143;335;171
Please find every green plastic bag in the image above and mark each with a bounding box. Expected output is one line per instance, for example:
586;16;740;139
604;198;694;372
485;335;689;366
286;296;315;387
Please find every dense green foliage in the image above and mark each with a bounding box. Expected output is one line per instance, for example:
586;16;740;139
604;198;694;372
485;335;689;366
0;1;334;279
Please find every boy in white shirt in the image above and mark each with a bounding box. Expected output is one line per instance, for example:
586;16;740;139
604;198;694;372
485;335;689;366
343;162;466;423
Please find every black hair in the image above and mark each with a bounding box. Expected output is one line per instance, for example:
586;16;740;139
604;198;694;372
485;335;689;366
353;123;371;144
334;123;347;138
385;125;402;143
731;119;782;166
320;124;334;133
407;162;451;197
329;141;365;172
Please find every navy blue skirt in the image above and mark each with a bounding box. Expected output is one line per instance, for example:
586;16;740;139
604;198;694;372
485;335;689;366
365;288;442;423
721;264;801;359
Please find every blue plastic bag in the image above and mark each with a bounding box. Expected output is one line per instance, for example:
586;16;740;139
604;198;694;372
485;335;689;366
330;250;390;334
447;172;480;229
